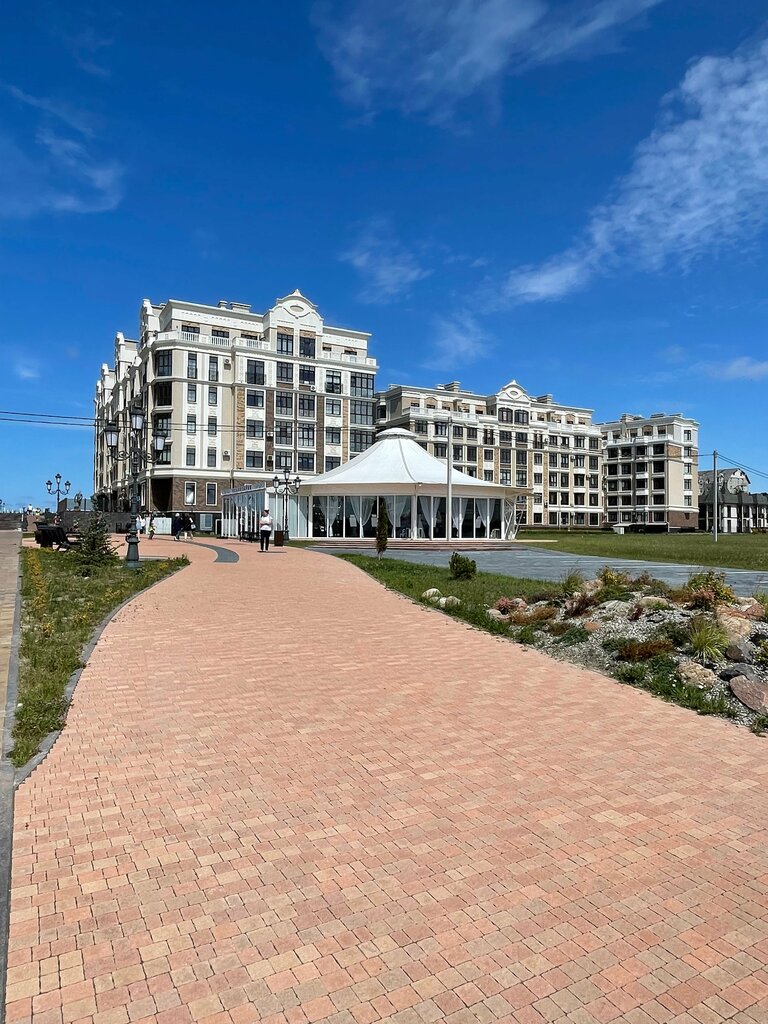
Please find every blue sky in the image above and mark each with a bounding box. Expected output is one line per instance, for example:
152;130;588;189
2;0;768;508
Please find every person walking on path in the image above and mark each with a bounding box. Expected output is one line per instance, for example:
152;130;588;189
259;508;274;551
171;512;182;541
181;514;195;541
148;514;156;540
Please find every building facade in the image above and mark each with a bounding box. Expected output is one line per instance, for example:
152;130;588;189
698;469;768;533
94;291;378;516
376;380;604;527
600;413;699;529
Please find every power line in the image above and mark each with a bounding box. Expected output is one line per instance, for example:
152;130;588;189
716;453;768;482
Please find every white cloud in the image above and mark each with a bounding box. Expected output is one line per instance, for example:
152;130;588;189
424;311;495;370
341;219;431;301
701;356;768;381
506;35;768;302
660;344;686;363
314;0;663;122
0;89;123;218
14;359;40;380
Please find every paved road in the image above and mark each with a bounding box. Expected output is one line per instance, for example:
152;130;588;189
326;546;768;596
6;539;768;1024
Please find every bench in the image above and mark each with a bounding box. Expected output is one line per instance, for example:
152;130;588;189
35;525;82;551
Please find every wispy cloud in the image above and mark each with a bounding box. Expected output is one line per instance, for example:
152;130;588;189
341;219;431;301
314;0;663;122
14;359;40;380
506;35;768;302
0;87;123;218
700;356;768;382
660;344;686;364
424;311;495;370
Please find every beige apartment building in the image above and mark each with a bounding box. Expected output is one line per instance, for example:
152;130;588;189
600;413;699;529
94;290;377;518
377;380;604;527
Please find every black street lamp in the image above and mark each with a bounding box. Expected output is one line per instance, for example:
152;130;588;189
46;473;71;512
272;468;301;541
105;398;168;568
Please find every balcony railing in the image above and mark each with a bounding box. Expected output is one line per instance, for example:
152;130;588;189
156;330;271;351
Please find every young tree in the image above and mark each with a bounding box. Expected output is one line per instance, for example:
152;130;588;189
376;498;390;559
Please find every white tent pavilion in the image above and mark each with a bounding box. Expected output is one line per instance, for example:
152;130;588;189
221;428;528;541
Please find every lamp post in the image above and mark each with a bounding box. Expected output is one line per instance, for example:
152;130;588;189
105;398;168;567
46;473;71;514
272;468;301;541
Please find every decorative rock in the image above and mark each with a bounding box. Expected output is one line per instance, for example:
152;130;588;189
443;596;461;608
719;663;761;683
677;660;718;689
583;621;602;634
595;600;632;618
422;588;442;602
582;579;602;596
717;611;754;641
732;597;766;621
729;675;768;713
724;639;753;663
486;608;509;622
637;596;672;609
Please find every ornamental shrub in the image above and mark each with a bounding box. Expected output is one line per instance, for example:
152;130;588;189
449;552;476;580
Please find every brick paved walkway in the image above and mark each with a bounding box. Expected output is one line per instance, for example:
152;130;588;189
7;541;768;1024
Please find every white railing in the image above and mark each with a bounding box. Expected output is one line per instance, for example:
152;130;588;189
156;330;271;351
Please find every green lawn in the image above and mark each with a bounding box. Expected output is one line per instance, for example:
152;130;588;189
12;548;187;767
518;530;768;571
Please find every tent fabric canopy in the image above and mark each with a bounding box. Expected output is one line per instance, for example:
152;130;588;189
300;427;510;497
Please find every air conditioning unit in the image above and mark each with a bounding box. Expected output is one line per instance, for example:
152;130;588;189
223;450;231;459
223;358;232;369
267;431;274;439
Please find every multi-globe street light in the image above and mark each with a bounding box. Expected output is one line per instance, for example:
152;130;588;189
272;468;301;542
46;473;71;513
105;398;168;567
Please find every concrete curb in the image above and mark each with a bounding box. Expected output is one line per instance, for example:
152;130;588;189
0;538;23;1024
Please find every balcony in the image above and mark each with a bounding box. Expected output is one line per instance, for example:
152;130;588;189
156;329;271;351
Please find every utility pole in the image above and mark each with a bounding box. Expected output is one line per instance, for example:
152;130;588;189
713;450;718;543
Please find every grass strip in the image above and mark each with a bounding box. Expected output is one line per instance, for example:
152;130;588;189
12;549;187;767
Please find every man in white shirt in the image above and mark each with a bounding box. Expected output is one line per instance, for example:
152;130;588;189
259;509;274;551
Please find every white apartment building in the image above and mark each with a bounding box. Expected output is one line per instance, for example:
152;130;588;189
601;413;699;529
377;380;604;527
94;291;377;517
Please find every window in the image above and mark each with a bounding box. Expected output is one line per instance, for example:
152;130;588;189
534;473;543;486
574;436;585;449
246;390;264;408
275;423;292;445
574;474;585;487
549;492;558;505
684;495;692;506
534;452;543;465
298;425;315;448
276;451;292;470
484;449;494;461
208;386;218;406
185;447;195;467
206;484;217;506
653;444;664;455
483;430;495;445
277;331;293;355
452;425;464;438
186;414;196;435
560;492;569;505
187;353;198;379
573;493;585;506
560;436;570;448
211;330;228;343
498;408;513;423
325;427;341;445
467;428;477;441
499;431;512;443
207;416;217;437
182;323;200;339
684;429;692;441
589;438;599;450
277;362;293;384
245;451;263;469
684;462;692;474
589;494;599;507
414;420;428;435
434;443;447;458
467;446;477;462
298;453;315;472
299;336;315;357
246;359;265;385
561;473;569;487
154;413;171;436
187;383;197;403
549;473;558;486
489;470;499;483
350;373;374;397
299;365;316;386
246;420;263;439
351;400;374;426
453;445;463;461
500;450;513;467
325;371;342;394
684;446;692;458
653;495;665;505
574;454;585;468
589;457;599;470
154;382;172;406
184;482;196;505
515;432;528;445
325;457;341;471
209;357;219;382
516;471;527;487
514;410;529;425
207;448;216;468
549;453;558;468
350;430;374;453
298;395;315;418
434;421;448;437
326;398;341;417
516;450;527;466
152;350;171;377
276;392;293;415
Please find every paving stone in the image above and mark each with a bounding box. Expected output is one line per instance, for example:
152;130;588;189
7;539;768;1024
